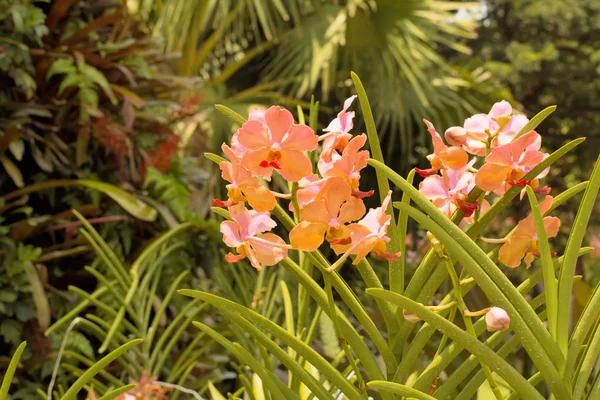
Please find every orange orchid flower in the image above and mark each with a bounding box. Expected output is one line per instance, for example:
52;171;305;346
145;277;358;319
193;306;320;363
236;106;318;182
320;95;356;162
289;178;365;251
416;119;469;177
329;191;400;270
220;204;289;270
318;133;373;198
475;131;548;194
498;195;560;268
215;144;276;212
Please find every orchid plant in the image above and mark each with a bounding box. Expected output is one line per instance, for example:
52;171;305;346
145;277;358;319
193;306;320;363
186;72;600;400
3;74;600;399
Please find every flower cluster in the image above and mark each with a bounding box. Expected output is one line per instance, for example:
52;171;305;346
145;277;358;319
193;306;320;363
215;99;399;270
418;101;560;268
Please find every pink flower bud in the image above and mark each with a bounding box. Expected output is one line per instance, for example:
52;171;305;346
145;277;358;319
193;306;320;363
485;307;510;332
444;126;467;146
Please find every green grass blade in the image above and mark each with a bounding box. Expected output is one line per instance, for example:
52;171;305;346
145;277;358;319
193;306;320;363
367;289;544;400
0;341;26;397
60;339;143;400
525;186;558;340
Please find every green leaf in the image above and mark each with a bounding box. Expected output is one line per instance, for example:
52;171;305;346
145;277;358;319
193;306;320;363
193;322;296;399
0;341;26;397
180;289;364;400
513;105;556;141
0;320;22;345
367;381;436;400
208;380;228;400
46;58;76;80
8;139;24;161
1;155;24;188
319;310;341;359
23;262;51;331
524;186;558;340
77;180;157;222
59;338;143;400
97;385;136;400
561;152;600;371
215;104;247;126
367;289;545;400
78;63;118;104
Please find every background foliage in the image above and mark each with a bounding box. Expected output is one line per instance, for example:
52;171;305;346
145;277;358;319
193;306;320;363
1;0;599;398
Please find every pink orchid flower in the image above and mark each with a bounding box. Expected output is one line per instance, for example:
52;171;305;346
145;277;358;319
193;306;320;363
498;195;560;268
318;134;373;198
462;100;530;156
416;119;468;177
330;191;400;269
236;106;318;182
214;144;276;212
419;162;481;219
320;95;356;161
475;131;549;194
289;178;365;251
220;204;289;270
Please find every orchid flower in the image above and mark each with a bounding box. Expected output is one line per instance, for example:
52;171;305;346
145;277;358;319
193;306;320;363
498;195;560;268
320;95;356;162
416;119;469;177
220;204;289;270
329;191;400;270
475;131;549;194
289;178;365;251
318;133;373;198
236;106;318;181
462;100;530;155
419;161;481;219
215;144;276;212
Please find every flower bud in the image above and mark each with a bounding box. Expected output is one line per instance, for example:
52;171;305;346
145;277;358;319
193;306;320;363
485;307;510;332
403;309;421;323
444;126;467;146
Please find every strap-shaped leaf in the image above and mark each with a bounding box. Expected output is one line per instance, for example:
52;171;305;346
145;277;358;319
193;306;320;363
0;341;27;397
367;381;436;400
561;152;600;372
513;105;556;141
390;137;585;353
180;290;364;400
193;322;296;399
367;289;544;400
97;385;136;400
391;202;570;399
60;338;143;400
525;186;558;339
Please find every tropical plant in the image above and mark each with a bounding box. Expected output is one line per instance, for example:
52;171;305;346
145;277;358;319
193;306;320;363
40;211;220;398
179;73;600;399
131;0;510;170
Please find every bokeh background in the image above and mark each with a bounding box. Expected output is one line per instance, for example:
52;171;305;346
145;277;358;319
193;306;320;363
1;0;599;397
